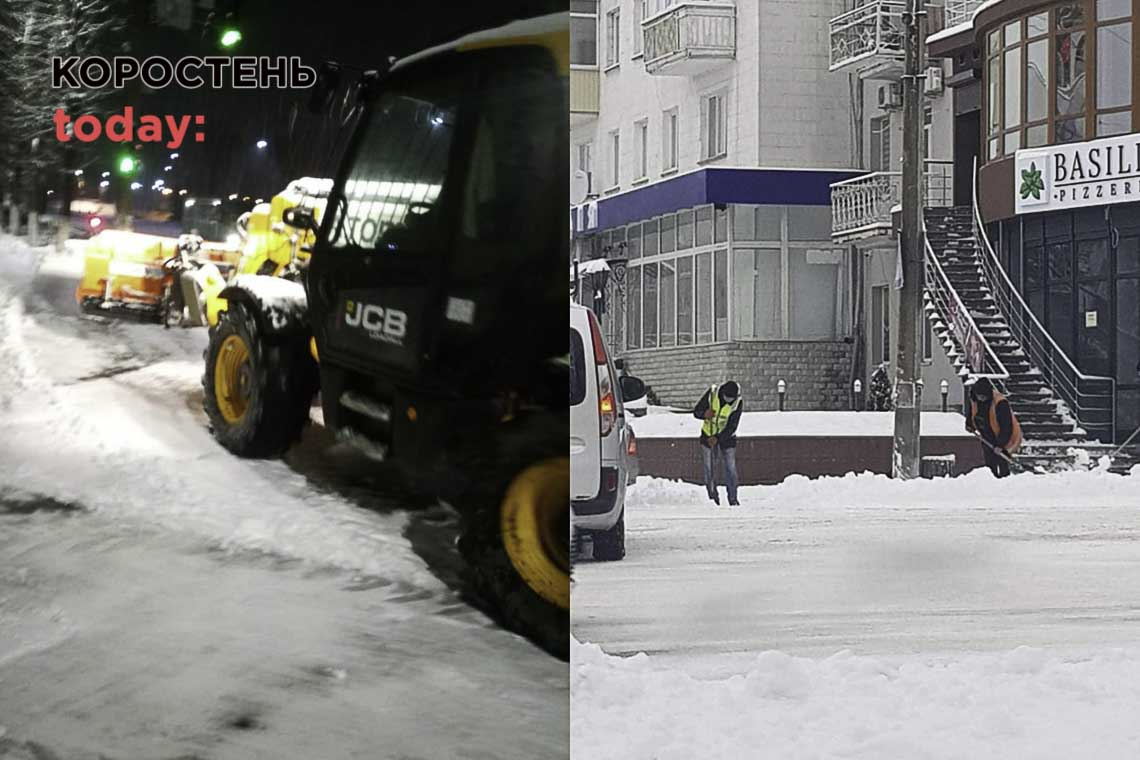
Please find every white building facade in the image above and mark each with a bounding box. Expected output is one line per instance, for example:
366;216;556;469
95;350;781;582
571;0;964;411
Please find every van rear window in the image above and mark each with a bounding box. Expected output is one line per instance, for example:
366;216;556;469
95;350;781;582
570;328;587;406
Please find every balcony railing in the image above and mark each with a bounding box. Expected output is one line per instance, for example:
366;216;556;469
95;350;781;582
643;2;735;76
943;0;984;28
829;0;905;77
830;160;954;241
570;67;599;122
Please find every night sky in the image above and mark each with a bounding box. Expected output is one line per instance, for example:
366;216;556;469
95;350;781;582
80;0;565;208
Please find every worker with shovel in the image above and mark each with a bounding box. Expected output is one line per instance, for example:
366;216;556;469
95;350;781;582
694;381;743;505
965;377;1022;478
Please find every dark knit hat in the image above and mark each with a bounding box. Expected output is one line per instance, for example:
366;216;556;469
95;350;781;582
721;381;740;401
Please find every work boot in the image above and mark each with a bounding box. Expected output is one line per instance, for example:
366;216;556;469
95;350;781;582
709;491;720;506
728;498;740;506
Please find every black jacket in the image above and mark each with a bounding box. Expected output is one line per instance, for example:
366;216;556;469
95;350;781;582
966;397;1014;449
693;387;743;449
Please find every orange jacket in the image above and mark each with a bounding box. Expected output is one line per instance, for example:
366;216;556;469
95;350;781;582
969;390;1022;454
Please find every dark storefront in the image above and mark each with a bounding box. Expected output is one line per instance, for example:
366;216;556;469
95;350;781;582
989;204;1140;441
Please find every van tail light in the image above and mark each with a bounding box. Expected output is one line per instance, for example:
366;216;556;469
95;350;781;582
587;309;608;365
627;432;638;456
599;372;616;437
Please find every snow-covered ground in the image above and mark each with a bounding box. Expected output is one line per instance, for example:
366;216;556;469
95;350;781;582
0;235;566;759
631;410;976;438
572;472;1140;759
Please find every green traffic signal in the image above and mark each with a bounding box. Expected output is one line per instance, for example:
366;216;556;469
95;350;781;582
220;28;242;47
117;155;136;175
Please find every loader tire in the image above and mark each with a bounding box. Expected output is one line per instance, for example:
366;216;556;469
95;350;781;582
457;417;569;660
203;302;316;458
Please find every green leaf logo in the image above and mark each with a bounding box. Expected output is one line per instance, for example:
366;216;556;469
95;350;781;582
1020;162;1044;201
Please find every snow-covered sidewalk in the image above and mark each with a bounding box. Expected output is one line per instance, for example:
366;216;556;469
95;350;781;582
572;471;1140;759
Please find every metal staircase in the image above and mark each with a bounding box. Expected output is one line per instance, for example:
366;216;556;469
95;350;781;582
920;173;1125;471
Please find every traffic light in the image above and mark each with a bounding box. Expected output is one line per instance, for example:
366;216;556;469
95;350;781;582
117;155;136;175
219;24;242;48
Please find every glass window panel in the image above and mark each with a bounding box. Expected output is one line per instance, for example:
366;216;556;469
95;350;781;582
1098;0;1132;21
988;29;1001;56
1118;390;1140;444
1057;117;1087;142
696;206;713;246
732;249;755;339
1027;39;1049;122
1005;46;1022;127
660;214;676;254
643;262;658;348
988;56;1002;135
570;0;596;12
1056;3;1085;31
789;248;838;339
757;206;783;240
989;137;1001;159
1078;279;1113;376
788;206;832;241
611;227;626;245
677;256;694;345
627;223;642;259
643;218;659;256
1049;280;1075;357
660;258;676;347
626;265;641;349
1097;23;1132;109
1117;278;1140;381
1119;236;1140;274
1024;245;1044;290
1056;32;1087;118
715;249;729;341
1028;12;1048;37
714;205;728;243
571;16;598;66
1078;238;1110;279
696;252;713;343
677;210;694;249
1005;130;1021;154
1097;111;1133;136
732;204;757;241
1005;20;1022;47
1026;123;1049;146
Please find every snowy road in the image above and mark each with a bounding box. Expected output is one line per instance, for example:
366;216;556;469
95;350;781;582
572;474;1140;758
0;236;566;759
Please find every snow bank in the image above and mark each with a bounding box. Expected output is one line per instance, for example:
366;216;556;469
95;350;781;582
626;464;1138;510
572;637;1140;760
632;410;975;439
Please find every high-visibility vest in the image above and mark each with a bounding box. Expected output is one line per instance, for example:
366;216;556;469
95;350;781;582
970;390;1022;453
702;384;741;437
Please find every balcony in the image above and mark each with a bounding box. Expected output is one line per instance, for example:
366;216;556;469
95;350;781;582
829;0;906;79
830;160;954;244
943;0;983;27
570;67;599;125
643;2;736;77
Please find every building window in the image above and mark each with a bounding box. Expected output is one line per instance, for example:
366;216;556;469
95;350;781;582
871;285;890;366
632;0;644;57
922;312;934;363
662;108;679;172
700;92;727;161
576;141;593;195
608;130;620;189
634;119;648;180
571;1;598;67
870;115;891;171
605;8;621;68
1096;5;1132;134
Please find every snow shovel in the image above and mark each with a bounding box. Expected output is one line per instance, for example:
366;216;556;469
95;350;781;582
971;431;1037;474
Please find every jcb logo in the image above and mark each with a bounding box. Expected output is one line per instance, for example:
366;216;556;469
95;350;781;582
345;300;407;344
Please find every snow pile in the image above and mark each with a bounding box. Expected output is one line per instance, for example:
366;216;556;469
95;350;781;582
572;637;1140;759
631;411;975;439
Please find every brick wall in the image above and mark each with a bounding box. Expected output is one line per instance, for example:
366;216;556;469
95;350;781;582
622;340;854;410
635;435;986;486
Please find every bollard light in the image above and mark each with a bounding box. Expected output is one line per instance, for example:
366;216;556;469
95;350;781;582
853;378;864;412
940;378;949;413
777;379;786;412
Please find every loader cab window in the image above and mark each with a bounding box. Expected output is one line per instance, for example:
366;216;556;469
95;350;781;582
328;69;460;254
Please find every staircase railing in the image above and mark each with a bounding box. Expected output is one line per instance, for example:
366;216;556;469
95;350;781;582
971;157;1116;442
923;217;1009;383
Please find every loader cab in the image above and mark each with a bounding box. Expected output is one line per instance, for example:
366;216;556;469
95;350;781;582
303;24;568;434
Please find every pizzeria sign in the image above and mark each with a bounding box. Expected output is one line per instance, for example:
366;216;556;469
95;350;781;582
1015;132;1140;215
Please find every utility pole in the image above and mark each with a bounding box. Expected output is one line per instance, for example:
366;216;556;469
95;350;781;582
892;0;927;479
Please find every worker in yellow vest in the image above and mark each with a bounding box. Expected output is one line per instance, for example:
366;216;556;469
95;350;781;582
693;381;743;505
965;377;1022;478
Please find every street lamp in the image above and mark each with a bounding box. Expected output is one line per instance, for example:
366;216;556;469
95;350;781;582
170;152;179;160
256;139;268;150
130;182;142;190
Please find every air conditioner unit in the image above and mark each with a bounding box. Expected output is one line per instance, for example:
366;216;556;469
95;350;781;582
924;65;945;96
878;83;903;110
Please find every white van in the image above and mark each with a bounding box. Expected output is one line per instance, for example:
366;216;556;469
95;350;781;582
570;303;644;560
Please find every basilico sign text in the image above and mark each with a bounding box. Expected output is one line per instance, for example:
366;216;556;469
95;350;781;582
1015;132;1140;215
